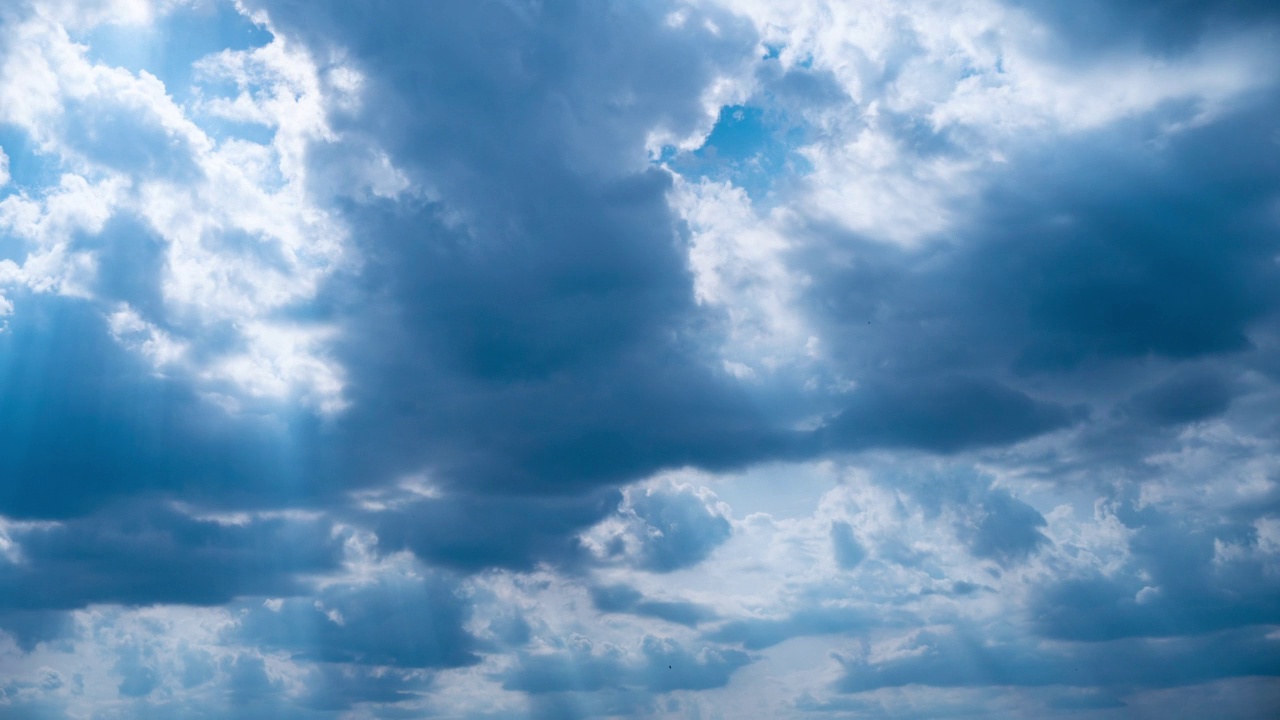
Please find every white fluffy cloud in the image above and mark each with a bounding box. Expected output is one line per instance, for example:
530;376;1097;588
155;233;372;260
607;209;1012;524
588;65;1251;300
0;1;409;412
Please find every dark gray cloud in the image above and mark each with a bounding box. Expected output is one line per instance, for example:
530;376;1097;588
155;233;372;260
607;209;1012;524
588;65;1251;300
589;584;718;627
235;574;479;669
0;611;74;652
1008;0;1280;52
625;486;734;573
372;490;620;572
835;626;1280;693
0;295;334;519
1119;368;1235;426
836;101;1275;363
802;89;1280;462
0;502;341;612
818;377;1079;454
960;487;1049;566
219;0;789;579
1032;499;1280;642
12;0;1270;600
872;468;1049;566
0;0;781;604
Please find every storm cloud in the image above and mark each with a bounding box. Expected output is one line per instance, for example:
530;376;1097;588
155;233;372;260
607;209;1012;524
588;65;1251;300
1;0;1279;717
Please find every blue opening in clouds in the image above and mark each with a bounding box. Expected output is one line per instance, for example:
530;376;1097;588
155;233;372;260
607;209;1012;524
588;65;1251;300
74;3;278;147
664;104;810;200
0;128;59;192
78;3;272;104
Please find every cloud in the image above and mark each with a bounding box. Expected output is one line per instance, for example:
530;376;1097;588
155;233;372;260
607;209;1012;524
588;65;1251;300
589;584;718;628
0;1;357;412
295;663;430;712
1007;0;1280;52
0;293;336;519
0;501;340;612
829;521;866;570
1031;500;1280;642
834;627;1280;693
707;606;871;650
501;635;750;695
113;641;161;697
960;487;1049;565
1120;368;1235;426
2;0;1280;717
236;573;479;669
0;611;73;652
371;489;621;573
818;377;1079;454
798;97;1280;384
624;485;735;572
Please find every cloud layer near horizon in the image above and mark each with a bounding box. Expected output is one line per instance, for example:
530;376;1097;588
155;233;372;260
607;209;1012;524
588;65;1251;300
1;0;1279;717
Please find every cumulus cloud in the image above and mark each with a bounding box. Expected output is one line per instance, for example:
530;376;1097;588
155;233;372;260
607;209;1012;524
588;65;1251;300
2;0;1280;717
581;482;735;573
236;574;479;669
0;0;358;412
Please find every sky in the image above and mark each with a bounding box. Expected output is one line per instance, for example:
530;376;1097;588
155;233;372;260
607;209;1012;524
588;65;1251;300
0;0;1279;718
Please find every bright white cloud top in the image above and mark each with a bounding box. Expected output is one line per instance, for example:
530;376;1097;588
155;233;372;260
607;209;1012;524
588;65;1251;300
1;1;1279;718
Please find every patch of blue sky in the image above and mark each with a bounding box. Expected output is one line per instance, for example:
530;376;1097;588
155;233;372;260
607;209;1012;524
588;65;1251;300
0;127;61;194
664;104;812;202
960;56;1006;80
76;0;272;105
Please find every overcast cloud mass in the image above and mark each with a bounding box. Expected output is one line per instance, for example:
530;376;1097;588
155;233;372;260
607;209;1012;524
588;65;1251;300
1;0;1279;717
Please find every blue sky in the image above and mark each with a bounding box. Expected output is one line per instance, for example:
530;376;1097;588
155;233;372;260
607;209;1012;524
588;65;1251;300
1;0;1279;718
